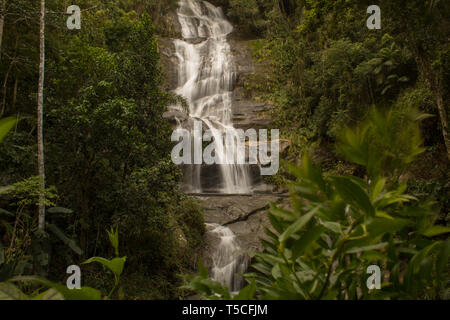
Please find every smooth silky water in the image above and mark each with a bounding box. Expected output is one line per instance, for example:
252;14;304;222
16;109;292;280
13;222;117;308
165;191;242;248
172;0;250;291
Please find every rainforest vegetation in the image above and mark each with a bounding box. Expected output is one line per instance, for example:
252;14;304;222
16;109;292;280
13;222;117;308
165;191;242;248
0;0;204;299
0;0;449;300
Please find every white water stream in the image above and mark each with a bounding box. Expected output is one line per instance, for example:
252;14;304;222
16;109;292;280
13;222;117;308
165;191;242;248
206;223;248;292
173;0;250;291
173;0;252;194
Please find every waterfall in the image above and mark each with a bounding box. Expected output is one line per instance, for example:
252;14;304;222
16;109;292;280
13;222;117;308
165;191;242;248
173;0;252;194
173;0;250;292
206;223;248;292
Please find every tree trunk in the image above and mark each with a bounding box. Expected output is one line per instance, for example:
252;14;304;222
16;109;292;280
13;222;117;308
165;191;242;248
433;85;450;161
80;186;90;255
0;0;5;59
11;76;17;112
416;48;450;161
37;0;46;231
1;59;11;117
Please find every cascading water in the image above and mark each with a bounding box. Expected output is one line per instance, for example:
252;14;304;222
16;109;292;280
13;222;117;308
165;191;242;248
173;0;250;291
173;0;252;194
206;223;248;292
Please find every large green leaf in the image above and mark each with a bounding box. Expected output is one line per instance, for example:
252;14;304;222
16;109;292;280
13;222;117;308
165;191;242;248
345;242;389;254
367;217;411;237
32;288;64;300
0;117;18;143
181;275;231;300
10;276;101;300
291;225;325;260
46;223;83;255
270;204;296;222
320;221;342;234
233;280;256;300
0;208;15;218
279;206;320;245
0;282;28;300
46;284;101;300
436;239;450;276
420;225;450;237
267;213;284;234
371;177;386;201
404;241;442;293
82;256;126;278
331;176;374;217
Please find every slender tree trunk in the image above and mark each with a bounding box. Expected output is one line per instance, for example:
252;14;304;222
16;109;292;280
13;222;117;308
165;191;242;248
416;49;450;161
1;59;11;117
37;0;46;231
11;76;17;112
0;0;5;59
434;87;450;161
80;193;89;254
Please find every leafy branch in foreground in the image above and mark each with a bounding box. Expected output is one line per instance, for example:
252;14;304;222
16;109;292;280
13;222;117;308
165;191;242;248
82;227;126;299
0;227;126;300
184;106;449;300
181;261;256;300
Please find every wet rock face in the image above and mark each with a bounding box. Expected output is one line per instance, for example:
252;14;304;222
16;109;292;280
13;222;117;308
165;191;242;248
229;38;275;131
158;38;179;91
232;98;275;131
157;8;183;91
196;194;290;252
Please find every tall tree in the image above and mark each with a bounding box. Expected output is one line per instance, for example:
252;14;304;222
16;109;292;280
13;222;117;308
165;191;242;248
411;1;450;161
0;0;6;57
37;0;45;230
386;0;450;160
0;0;5;58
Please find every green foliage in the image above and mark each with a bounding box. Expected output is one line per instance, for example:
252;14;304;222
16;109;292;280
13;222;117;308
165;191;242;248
1;176;57;208
234;0;448;217
82;227;127;299
185;108;449;300
227;0;269;35
232;1;448;145
0;227;126;300
107;227;120;257
0;1;205;299
46;223;83;256
0;117;18;143
6;276;101;300
337;107;430;178
0;177;82;280
182;261;257;300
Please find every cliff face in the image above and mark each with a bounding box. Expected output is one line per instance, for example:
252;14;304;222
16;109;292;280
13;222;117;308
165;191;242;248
229;38;275;131
196;193;291;273
158;37;179;92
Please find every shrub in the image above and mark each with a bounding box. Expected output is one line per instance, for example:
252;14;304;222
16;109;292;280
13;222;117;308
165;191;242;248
185;107;450;300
